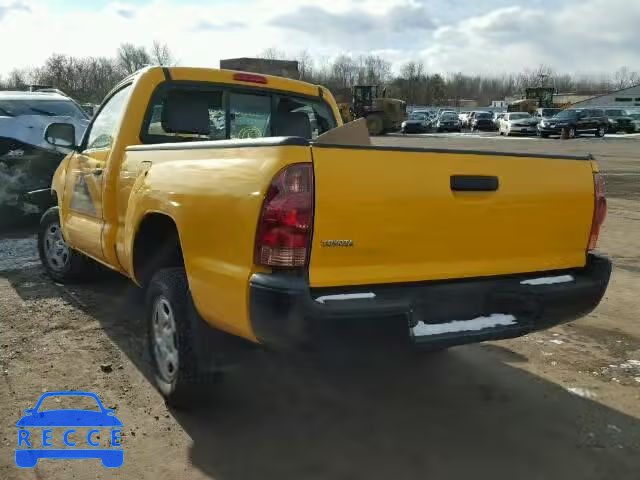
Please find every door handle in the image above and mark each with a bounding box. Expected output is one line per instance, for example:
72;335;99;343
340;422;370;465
451;175;499;192
92;168;103;176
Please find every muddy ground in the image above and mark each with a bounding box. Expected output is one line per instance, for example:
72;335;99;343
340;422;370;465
1;135;639;479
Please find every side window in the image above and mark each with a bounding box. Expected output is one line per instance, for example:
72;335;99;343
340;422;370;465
145;89;225;142
274;95;337;139
229;93;271;139
86;85;132;150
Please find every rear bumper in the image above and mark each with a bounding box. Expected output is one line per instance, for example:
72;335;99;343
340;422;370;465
249;254;611;350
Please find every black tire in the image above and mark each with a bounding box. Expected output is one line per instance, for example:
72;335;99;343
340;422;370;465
146;267;213;408
38;207;98;283
366;114;384;136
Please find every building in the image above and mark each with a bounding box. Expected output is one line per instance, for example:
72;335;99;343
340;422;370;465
219;58;299;80
446;98;479;108
567;84;640;108
552;93;600;107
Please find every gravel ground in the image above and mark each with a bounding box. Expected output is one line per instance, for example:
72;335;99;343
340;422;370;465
0;134;639;479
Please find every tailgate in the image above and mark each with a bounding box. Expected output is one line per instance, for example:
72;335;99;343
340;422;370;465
309;145;595;288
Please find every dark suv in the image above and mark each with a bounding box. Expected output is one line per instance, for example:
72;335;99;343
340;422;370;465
537;108;608;138
604;108;635;133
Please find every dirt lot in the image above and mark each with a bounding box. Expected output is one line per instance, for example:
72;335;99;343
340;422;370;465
1;134;639;479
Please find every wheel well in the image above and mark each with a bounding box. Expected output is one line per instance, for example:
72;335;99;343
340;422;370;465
133;214;184;286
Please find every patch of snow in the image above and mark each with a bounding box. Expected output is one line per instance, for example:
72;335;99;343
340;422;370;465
521;275;574;286
566;387;597;399
315;292;376;304
634;377;640;383
549;339;565;345
411;313;516;337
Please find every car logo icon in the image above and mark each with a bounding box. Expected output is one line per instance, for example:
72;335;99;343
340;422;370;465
15;391;123;468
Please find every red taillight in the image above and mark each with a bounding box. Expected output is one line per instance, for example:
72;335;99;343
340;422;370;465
588;173;607;251
255;164;314;267
233;72;268;84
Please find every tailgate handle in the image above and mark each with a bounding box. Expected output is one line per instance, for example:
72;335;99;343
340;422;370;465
450;175;499;192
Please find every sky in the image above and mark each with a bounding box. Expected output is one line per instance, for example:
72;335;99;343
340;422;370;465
0;0;639;77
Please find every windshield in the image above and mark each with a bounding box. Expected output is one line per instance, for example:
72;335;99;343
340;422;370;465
554;110;577;119
476;113;491;119
441;114;458;120
510;113;531;120
409;113;426;120
606;110;625;116
541;109;561;117
0;98;88;119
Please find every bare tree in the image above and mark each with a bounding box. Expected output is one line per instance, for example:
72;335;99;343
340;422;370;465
259;47;287;60
2;69;31;89
150;41;174;66
295;50;314;82
117;43;151;75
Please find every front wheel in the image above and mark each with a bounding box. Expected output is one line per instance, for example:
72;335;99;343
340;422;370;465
568;127;577;139
38;207;98;283
365;114;384;136
595;126;606;137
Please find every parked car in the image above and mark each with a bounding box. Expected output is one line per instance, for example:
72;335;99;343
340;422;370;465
470;111;494;131
625;109;640;132
401;112;430;133
0;90;89;228
492;112;505;130
458;111;471;127
436;112;462;132
537;109;608;138
39;66;610;408
603;108;635;133
499;112;539;136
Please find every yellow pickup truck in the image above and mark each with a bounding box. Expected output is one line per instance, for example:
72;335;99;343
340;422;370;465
38;66;611;406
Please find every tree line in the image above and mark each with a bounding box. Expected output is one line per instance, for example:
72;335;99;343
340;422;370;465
0;42;174;104
1;43;638;107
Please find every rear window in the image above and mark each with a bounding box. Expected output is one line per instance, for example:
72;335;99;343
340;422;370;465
142;83;337;143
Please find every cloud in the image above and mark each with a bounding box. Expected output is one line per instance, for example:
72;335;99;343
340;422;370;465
271;3;435;48
0;0;30;21
115;7;135;19
192;19;245;31
422;1;640;74
0;0;638;80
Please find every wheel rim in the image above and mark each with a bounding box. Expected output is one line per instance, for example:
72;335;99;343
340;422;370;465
43;222;70;272
152;296;179;382
599;127;605;136
569;128;576;138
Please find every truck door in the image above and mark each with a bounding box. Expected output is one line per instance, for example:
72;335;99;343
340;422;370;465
61;85;132;261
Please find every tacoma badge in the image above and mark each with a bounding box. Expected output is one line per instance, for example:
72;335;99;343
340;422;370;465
320;240;354;247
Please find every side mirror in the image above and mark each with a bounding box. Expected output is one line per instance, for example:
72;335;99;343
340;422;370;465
44;122;76;149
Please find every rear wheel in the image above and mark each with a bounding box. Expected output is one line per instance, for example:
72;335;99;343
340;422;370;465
595;125;606;137
147;267;215;408
38;207;99;283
